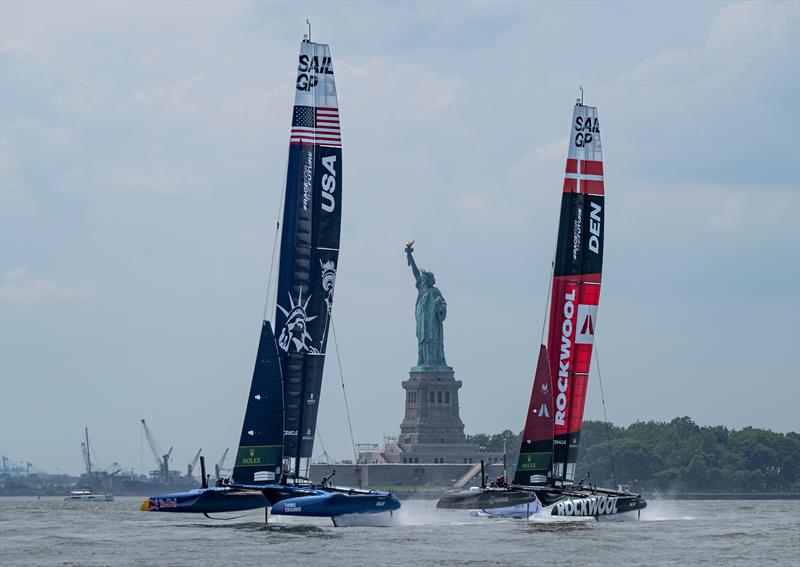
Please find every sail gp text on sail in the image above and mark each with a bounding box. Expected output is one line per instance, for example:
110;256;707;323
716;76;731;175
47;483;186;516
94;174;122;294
555;289;576;426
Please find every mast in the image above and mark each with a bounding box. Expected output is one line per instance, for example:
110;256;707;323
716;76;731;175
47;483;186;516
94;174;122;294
546;100;605;482
235;36;342;486
280;37;341;478
84;427;92;479
232;36;342;484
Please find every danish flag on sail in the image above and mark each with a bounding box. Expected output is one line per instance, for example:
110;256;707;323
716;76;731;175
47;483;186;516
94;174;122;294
547;103;604;482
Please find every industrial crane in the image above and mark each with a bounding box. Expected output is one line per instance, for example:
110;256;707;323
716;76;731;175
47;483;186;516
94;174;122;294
186;448;202;479
140;419;173;483
214;448;229;481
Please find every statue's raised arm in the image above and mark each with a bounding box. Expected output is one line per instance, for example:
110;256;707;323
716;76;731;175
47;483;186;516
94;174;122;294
405;240;421;283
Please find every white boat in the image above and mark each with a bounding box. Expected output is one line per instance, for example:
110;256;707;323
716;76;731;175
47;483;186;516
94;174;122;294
64;489;114;502
65;427;115;501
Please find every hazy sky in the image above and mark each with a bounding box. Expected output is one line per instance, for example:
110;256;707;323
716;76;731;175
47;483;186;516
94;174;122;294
2;1;798;476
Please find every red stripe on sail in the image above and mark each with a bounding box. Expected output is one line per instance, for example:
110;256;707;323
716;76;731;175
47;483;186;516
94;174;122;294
291;130;341;139
291;136;342;144
565;159;603;175
581;160;603;175
582;180;604;195
561;178;604;195
565;159;577;174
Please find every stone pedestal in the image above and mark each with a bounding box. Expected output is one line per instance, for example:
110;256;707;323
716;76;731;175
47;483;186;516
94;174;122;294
387;366;498;465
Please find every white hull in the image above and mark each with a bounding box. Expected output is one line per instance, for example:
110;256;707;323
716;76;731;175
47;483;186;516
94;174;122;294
65;491;114;502
331;511;395;527
536;503;641;521
469;501;642;522
470;500;543;519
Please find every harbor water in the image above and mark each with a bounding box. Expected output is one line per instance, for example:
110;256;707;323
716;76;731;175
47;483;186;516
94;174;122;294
1;498;798;566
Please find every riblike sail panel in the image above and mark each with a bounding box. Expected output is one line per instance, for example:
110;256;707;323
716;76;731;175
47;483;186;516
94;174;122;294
547;104;604;482
513;345;554;486
275;40;342;463
232;321;284;484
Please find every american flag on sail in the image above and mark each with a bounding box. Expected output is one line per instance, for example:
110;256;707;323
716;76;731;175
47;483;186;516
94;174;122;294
290;105;341;147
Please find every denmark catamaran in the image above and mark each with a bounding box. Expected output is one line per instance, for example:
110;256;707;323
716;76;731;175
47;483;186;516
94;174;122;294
141;34;400;525
437;98;646;519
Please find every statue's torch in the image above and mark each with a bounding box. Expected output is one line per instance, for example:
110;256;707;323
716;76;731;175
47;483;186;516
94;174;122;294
404;240;415;265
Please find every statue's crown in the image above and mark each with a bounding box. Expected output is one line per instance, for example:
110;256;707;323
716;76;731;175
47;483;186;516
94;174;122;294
286;305;305;321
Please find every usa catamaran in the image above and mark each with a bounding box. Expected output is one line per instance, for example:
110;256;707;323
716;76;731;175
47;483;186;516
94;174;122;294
437;98;646;520
141;33;400;526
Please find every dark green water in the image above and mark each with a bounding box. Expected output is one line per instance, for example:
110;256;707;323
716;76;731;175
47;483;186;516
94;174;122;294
1;498;798;566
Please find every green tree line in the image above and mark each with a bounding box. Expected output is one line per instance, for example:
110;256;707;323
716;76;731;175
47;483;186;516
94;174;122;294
467;417;799;492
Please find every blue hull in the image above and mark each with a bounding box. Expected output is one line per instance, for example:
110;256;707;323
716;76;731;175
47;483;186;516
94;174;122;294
142;484;400;518
141;487;268;513
272;490;401;518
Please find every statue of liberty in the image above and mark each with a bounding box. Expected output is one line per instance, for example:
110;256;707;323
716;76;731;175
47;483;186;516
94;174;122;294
405;241;448;368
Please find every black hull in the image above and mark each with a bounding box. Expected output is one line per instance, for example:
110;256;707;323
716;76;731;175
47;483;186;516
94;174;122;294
437;484;646;518
535;485;647;517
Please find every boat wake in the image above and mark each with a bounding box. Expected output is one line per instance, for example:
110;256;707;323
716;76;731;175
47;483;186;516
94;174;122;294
392;505;486;527
526;520;594;533
639;500;696;522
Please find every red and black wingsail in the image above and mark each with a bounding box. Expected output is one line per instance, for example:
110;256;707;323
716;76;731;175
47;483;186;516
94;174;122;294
546;103;604;482
513;345;554;486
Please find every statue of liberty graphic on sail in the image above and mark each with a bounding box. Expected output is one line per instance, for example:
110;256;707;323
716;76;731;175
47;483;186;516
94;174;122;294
277;291;318;353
